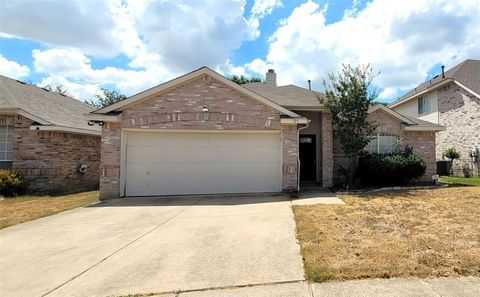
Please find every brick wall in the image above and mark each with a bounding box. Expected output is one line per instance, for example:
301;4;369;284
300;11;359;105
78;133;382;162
0;114;100;193
321;112;333;187
281;124;298;191
437;83;480;176
332;109;437;185
99;74;300;199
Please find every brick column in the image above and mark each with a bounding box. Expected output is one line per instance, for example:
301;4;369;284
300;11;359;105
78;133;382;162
99;122;121;200
281;124;298;191
321;112;333;187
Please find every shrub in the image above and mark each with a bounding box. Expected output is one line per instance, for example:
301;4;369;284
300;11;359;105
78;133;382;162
443;147;461;161
357;153;427;186
0;169;26;197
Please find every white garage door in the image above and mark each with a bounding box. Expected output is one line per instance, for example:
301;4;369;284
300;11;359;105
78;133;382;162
124;131;282;196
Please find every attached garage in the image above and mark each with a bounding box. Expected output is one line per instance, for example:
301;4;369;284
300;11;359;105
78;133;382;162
123;131;282;196
91;67;307;200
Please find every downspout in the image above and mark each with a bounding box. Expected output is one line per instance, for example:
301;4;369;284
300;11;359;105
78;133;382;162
297;121;310;193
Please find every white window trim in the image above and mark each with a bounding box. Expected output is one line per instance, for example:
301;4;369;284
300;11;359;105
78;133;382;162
0;125;14;162
366;133;398;154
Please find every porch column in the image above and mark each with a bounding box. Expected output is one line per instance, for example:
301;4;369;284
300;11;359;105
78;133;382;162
281;123;298;191
321;112;333;187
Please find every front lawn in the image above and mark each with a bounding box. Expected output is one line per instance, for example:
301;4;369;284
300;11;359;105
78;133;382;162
0;191;99;229
293;187;480;282
440;175;480;186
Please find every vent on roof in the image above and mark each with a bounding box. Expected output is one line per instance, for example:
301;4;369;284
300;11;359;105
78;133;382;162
16;80;26;84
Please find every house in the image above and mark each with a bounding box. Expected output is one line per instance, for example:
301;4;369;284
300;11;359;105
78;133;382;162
88;67;444;199
389;59;480;176
0;75;101;193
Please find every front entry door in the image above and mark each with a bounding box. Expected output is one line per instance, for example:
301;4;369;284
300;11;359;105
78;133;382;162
299;134;316;181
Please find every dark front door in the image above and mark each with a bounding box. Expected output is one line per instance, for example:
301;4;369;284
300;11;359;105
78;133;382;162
299;134;316;181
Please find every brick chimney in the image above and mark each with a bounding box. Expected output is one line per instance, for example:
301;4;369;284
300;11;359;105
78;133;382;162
266;69;277;86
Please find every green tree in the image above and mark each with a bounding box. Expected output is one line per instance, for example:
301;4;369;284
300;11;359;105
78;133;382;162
443;147;461;176
227;74;263;85
43;84;70;96
321;64;378;187
87;87;127;108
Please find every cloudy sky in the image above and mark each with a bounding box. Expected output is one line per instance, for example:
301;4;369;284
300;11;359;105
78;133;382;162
1;0;479;102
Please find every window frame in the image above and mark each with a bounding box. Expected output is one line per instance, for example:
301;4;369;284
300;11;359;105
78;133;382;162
0;125;14;168
365;132;398;154
418;96;430;115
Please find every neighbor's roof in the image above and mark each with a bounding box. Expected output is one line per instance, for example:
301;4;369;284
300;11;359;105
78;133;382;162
242;82;326;109
0;75;100;135
390;59;480;107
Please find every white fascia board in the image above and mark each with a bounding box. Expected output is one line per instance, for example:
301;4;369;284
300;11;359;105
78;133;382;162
29;125;101;136
404;125;446;131
389;79;454;108
0;108;52;125
454;81;480;99
280;117;310;125
85;113;122;122
369;104;416;125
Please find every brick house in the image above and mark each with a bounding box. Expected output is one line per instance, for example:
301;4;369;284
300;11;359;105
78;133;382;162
390;59;480;176
88;67;443;199
0;75;101;193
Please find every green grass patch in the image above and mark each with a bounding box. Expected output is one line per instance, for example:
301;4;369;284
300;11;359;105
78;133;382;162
440;175;480;186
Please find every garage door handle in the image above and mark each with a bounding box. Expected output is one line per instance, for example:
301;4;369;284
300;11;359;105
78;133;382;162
147;171;150;174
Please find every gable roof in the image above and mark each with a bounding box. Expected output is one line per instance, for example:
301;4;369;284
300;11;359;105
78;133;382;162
0;75;100;135
390;59;480;108
369;104;445;131
92;67;301;118
243;82;326;109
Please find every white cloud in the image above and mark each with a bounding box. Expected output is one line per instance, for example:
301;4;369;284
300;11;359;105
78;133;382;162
251;0;283;19
0;54;30;79
0;0;119;57
247;0;480;100
32;48;171;100
37;76;100;101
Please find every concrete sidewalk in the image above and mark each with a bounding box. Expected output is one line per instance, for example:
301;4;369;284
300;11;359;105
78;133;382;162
150;277;479;297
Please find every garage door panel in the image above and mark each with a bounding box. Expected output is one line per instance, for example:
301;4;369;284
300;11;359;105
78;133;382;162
127;132;279;147
126;146;280;163
125;131;282;196
125;175;281;196
126;162;280;177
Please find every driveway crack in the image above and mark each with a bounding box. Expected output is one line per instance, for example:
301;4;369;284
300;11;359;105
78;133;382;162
41;197;205;297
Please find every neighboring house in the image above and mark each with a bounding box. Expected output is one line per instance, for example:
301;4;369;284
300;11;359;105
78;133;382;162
88;67;443;199
0;75;101;192
390;59;480;176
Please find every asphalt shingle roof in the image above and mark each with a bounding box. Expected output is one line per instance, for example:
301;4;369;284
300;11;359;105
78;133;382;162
0;75;100;133
390;59;480;106
242;82;326;108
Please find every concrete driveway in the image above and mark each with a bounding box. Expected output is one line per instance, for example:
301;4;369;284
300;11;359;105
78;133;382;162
0;194;306;297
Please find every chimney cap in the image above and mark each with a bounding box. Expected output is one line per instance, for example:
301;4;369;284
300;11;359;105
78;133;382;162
267;69;275;73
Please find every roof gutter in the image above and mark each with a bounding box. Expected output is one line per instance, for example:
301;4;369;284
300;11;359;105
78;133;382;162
0;108;51;125
404;125;445;132
29;125;101;136
389;78;454;108
85;113;122;122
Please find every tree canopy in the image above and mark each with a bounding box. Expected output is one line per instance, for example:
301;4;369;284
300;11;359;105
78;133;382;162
227;74;264;85
87;87;127;108
321;64;378;187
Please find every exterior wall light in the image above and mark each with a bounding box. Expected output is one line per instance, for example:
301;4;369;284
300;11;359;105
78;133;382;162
202;106;209;121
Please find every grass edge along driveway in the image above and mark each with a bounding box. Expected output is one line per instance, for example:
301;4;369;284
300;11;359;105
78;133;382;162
0;191;99;229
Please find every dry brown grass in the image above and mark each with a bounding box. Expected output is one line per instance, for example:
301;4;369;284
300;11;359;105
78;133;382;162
0;191;99;229
293;186;480;282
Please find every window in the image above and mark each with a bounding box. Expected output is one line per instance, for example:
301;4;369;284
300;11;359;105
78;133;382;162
418;96;430;114
365;133;398;154
0;126;14;169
